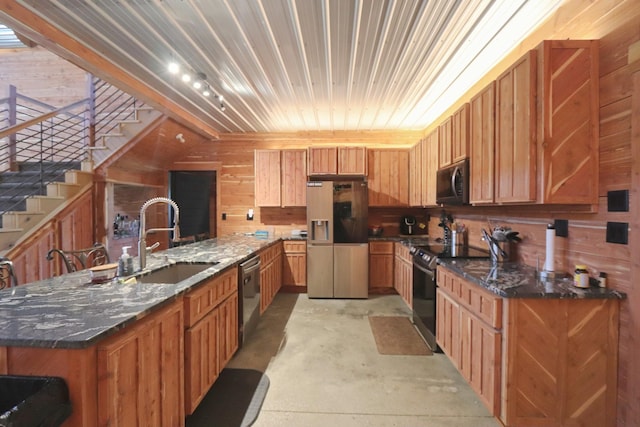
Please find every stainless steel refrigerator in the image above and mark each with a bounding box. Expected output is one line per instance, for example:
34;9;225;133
306;180;368;298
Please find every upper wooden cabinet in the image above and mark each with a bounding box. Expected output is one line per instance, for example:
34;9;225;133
470;39;598;206
423;129;439;206
367;149;409;207
438;117;452;168
408;141;423;206
281;149;307;206
255;149;307;207
495;50;537;203
537;40;599;204
307;146;367;176
452;103;470;163
469;82;496;205
254;149;281;207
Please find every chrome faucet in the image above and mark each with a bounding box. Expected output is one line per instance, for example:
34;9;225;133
138;197;181;271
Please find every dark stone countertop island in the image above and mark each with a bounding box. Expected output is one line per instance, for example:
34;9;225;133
0;234;281;349
438;258;626;300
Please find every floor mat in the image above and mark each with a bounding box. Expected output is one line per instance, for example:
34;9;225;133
185;368;270;427
368;316;432;356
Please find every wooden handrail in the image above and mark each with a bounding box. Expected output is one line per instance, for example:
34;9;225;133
0;98;89;139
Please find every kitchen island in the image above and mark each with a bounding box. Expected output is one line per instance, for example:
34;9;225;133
436;259;625;427
0;234;281;427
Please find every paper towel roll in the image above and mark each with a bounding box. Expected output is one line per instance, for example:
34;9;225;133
544;224;555;272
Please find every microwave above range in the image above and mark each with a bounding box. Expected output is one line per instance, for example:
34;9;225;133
436;158;469;205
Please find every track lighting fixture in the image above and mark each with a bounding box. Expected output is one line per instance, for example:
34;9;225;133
168;61;226;112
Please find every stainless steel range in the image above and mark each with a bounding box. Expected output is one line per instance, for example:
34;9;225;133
410;242;490;351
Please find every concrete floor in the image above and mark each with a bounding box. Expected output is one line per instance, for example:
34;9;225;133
228;293;502;427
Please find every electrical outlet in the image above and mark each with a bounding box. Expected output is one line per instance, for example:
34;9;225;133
554;219;569;237
606;222;628;244
222;213;227;220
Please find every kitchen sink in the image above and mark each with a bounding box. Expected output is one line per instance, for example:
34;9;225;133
0;375;71;427
136;262;219;284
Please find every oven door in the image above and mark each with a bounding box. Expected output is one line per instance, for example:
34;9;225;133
412;261;438;352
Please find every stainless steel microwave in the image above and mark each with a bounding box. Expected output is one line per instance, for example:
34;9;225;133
436;159;469;205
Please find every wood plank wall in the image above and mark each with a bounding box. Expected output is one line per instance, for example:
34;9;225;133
0;46;87;105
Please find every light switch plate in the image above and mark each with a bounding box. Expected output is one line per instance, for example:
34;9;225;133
607;190;629;212
554;219;568;237
606;222;628;244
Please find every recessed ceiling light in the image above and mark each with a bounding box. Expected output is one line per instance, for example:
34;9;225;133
193;80;202;89
181;73;191;83
168;62;179;74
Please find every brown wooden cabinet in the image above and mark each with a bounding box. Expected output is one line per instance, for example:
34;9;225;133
183;267;238;414
282;240;306;288
438;116;453;168
408;141;422;206
367;149;409;206
452;103;470;163
259;242;283;313
308;146;367;176
98;298;185;427
393;243;412;308
368;241;394;289
495;50;537;203
470;40;598;206
469;82;496;204
422;129;439;206
437;266;620;427
255;149;307;207
281;149;307;206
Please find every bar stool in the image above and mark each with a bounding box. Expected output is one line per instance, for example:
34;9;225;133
0;257;18;289
46;243;111;274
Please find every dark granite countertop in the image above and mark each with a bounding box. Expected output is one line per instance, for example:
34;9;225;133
0;234;281;349
438;259;626;300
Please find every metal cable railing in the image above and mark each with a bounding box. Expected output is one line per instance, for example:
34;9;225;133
0;79;147;222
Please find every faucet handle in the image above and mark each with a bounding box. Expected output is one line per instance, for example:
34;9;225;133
146;242;160;252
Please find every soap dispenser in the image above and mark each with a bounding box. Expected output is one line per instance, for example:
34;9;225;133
118;246;134;277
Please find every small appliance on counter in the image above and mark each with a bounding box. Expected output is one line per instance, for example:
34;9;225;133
400;215;416;235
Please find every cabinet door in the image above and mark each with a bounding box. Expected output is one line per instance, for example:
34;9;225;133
436;289;461;367
219;292;239;367
460;309;501;416
281;149;307;207
469;82;496;204
495;50;537;203
338;146;367;175
369;254;394;288
452;103;470;162
408;142;423;206
367;149;409;206
308;147;338;175
184;308;219;415
254;150;281;207
439;116;453;168
98;301;184;427
283;252;306;286
422;129;439;206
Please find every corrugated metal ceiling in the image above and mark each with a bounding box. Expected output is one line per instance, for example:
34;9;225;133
0;0;564;135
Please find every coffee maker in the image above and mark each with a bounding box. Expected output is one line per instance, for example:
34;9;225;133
400;215;416;235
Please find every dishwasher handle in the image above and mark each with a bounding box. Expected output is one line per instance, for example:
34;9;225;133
240;256;261;274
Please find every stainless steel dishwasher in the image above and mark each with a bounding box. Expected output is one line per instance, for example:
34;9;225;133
239;255;261;346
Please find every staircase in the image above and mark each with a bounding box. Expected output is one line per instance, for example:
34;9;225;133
0;79;162;256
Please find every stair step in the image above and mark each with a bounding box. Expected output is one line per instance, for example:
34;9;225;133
0;228;24;253
0;196;27;212
0;183;48;197
17;161;81;172
0;170;67;184
26;195;65;212
64;170;93;186
46;182;81;198
1;211;45;232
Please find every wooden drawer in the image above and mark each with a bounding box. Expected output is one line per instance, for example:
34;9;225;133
283;241;306;253
437;267;460;298
184;267;238;328
462;279;502;329
369;241;394;254
394;242;411;261
259;242;283;265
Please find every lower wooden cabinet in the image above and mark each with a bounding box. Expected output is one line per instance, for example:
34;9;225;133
98;298;185;427
437;266;620;427
260;242;283;313
369;241;394;289
183;267;238;415
282;241;306;288
393;243;412;308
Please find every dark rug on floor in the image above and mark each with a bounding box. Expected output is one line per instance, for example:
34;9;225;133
368;316;432;356
185;368;270;427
